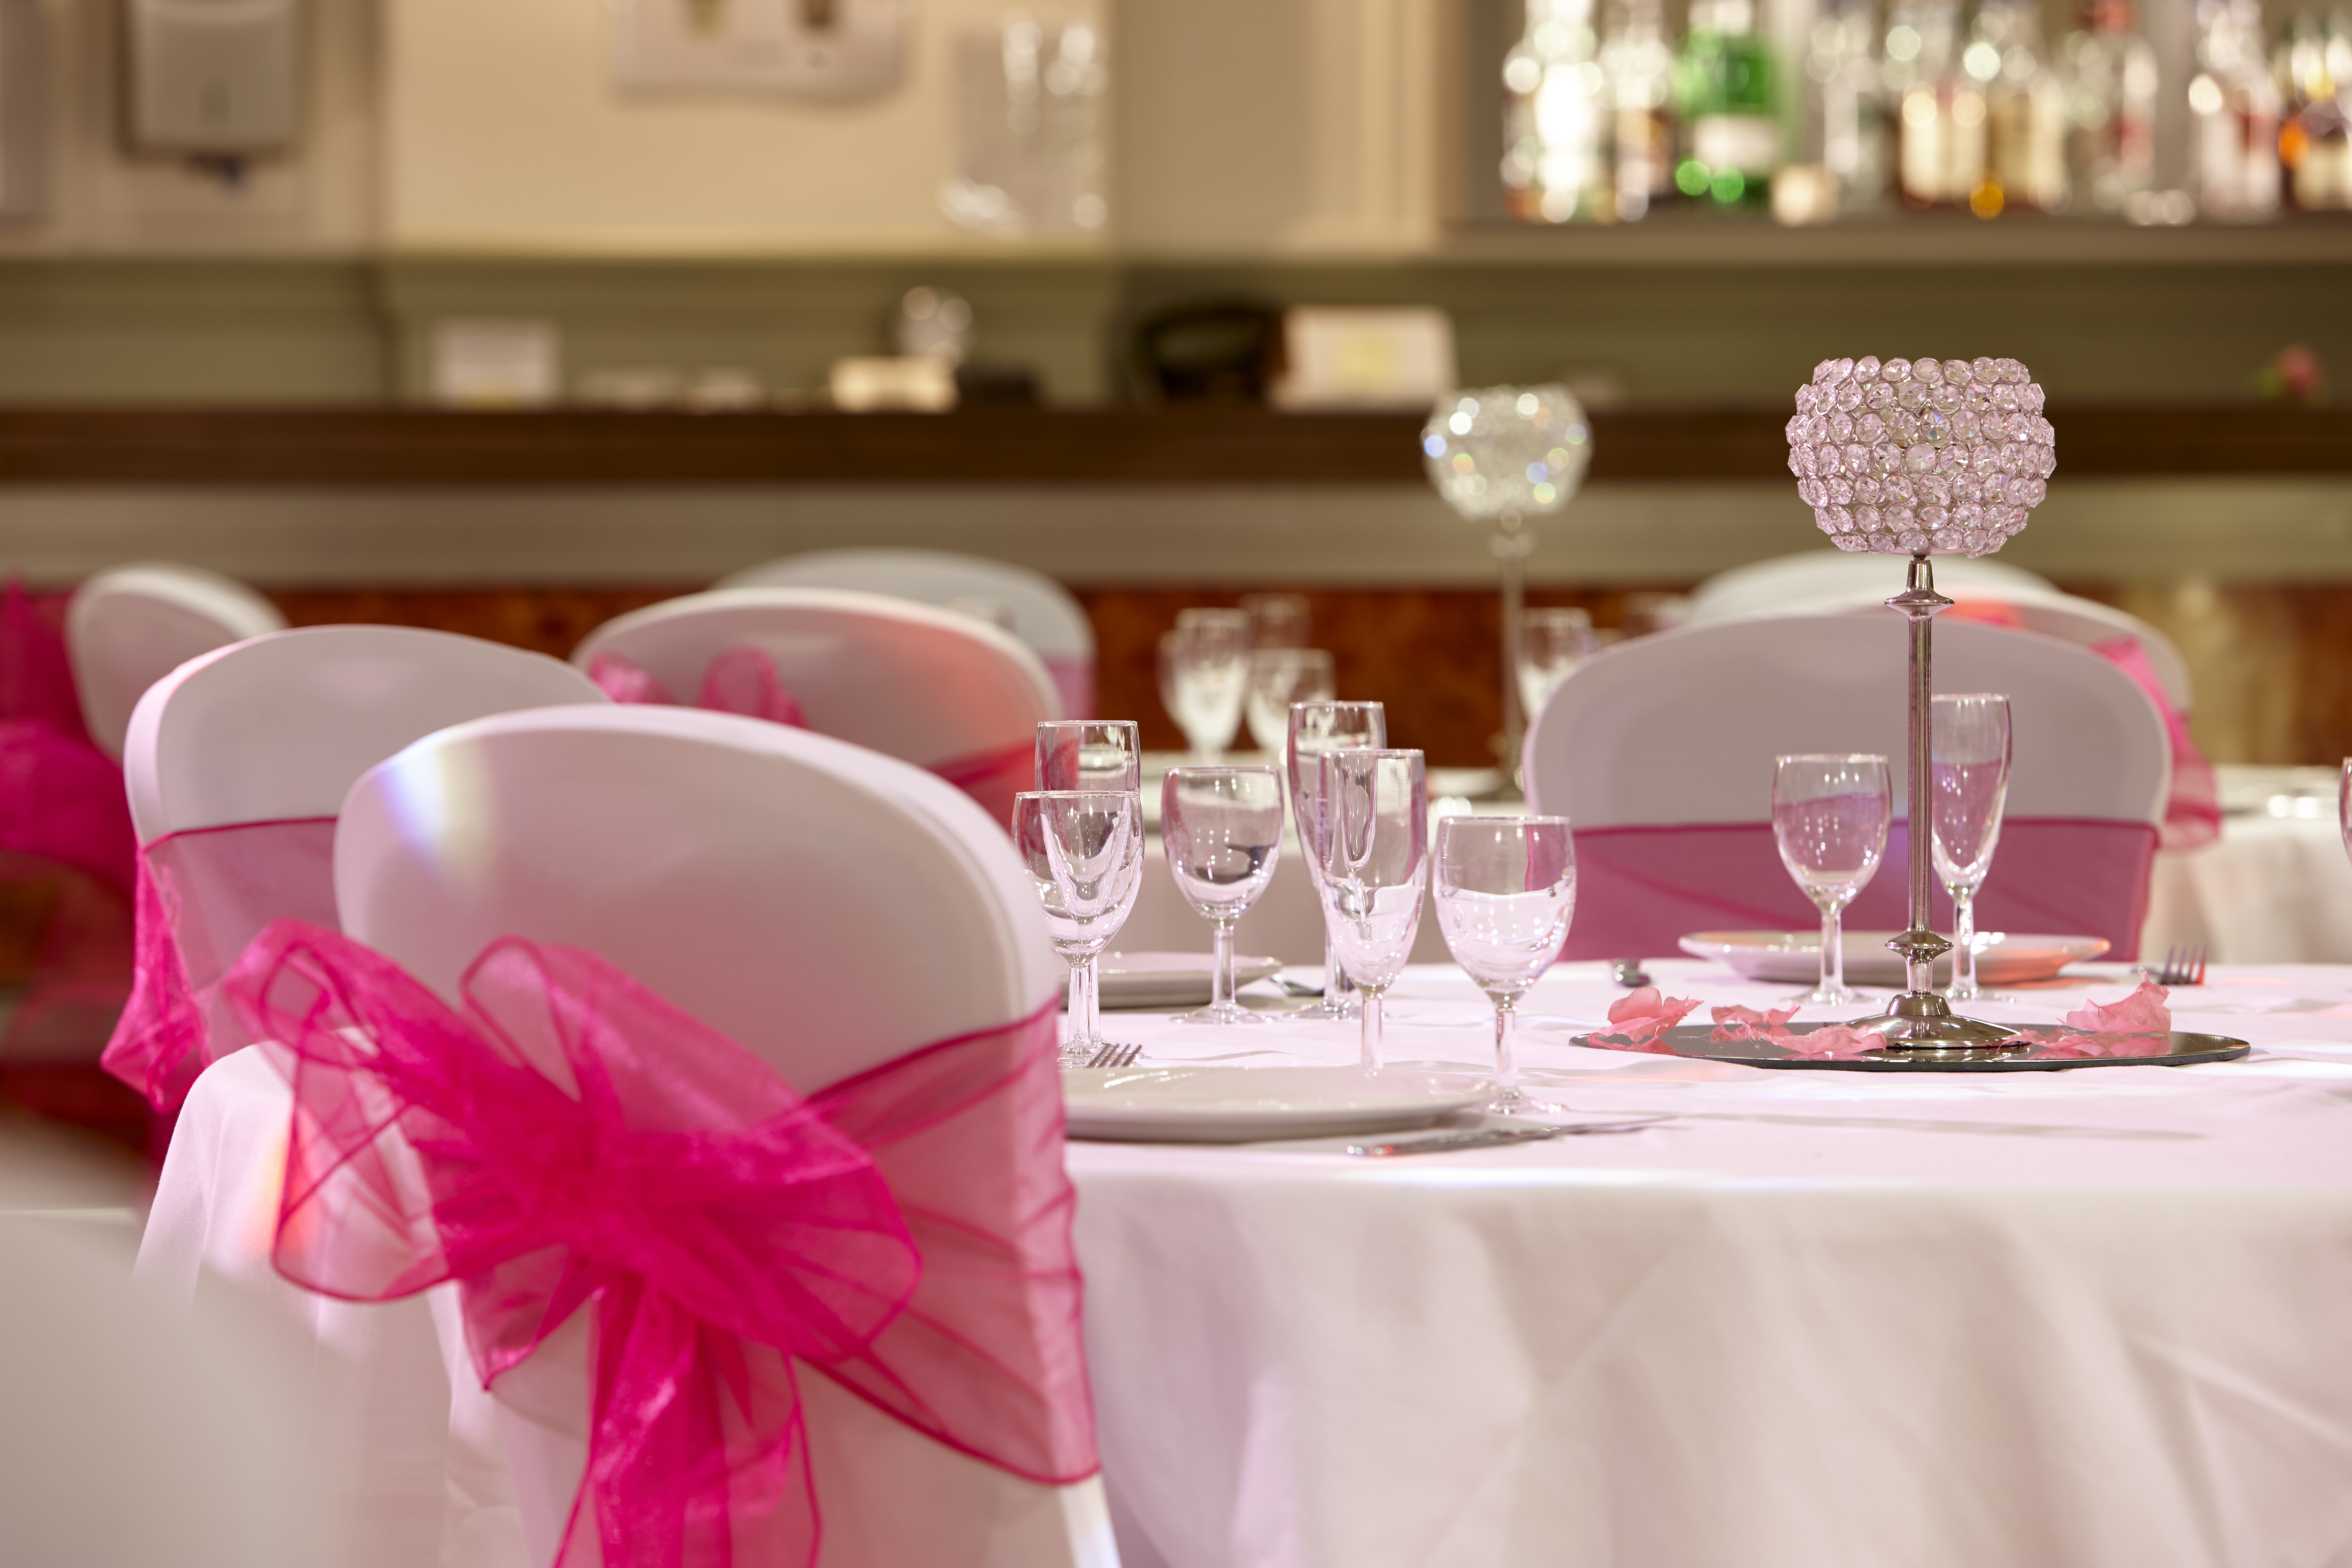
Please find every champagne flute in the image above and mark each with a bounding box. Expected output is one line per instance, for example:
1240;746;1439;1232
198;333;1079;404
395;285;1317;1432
1246;648;1336;755
1161;765;1285;1024
1317;748;1428;1070
1287;700;1387;1017
1011;791;1146;1065
1930;694;2012;1001
1772;754;1891;1006
1435;816;1576;1111
1035;720;1142;793
1157;610;1251;761
1516;607;1597;727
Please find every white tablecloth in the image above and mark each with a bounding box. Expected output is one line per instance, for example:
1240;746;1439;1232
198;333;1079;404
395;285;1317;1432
1070;958;2352;1568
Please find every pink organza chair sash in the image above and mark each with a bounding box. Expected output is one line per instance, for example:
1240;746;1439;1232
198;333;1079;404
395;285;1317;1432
0;578;137;1057
101;817;338;1112
224;920;1096;1568
1564;817;2161;962
925;740;1036;829
1041;653;1095;722
589;646;807;727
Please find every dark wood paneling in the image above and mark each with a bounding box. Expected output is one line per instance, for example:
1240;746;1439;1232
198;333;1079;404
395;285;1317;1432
0;404;2342;485
264;585;696;658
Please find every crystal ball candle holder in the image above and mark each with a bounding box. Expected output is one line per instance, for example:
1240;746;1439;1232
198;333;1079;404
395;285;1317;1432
1786;356;2055;559
1422;384;1592;521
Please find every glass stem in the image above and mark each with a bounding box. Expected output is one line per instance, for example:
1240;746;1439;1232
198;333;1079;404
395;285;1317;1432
1211;918;1236;1013
1822;900;1845;999
1493;995;1519;1088
1361;985;1386;1071
1951;891;1977;999
1065;958;1086;1046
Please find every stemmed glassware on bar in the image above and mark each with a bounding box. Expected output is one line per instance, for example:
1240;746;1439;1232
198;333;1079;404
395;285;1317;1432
1011;789;1145;1066
1515;608;1598;734
1434;815;1576;1112
1315;748;1428;1069
1160;765;1285;1024
1286;700;1387;1017
1158;609;1252;762
1246;648;1336;755
1930;694;2012;1001
1772;753;1891;1006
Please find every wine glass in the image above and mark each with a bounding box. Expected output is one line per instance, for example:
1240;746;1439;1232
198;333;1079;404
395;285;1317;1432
1435;815;1576;1112
1245;648;1336;754
1772;754;1891;1006
1516;608;1597;727
1035;720;1142;794
1157;609;1251;761
1011;791;1145;1065
1287;700;1387;1017
1316;748;1428;1070
1160;766;1285;1024
1240;591;1310;650
1930;694;2012;1002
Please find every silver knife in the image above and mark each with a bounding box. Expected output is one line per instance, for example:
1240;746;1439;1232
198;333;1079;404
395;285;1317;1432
1346;1117;1669;1157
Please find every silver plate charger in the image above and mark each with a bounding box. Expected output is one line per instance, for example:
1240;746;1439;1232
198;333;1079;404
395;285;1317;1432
1572;1024;2251;1072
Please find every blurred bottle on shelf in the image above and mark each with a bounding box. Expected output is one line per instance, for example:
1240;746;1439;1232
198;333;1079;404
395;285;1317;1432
2278;10;2352;210
1601;0;1677;219
1886;0;1986;208
1777;0;1887;223
1503;0;1614;222
2061;0;2159;215
1968;0;2069;213
1674;0;1781;209
2189;0;2282;217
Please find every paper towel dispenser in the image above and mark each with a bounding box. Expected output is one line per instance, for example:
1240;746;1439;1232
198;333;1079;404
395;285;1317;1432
124;0;300;157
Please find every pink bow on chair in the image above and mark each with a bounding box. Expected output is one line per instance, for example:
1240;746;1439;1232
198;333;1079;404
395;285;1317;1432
590;646;808;728
225;921;1097;1568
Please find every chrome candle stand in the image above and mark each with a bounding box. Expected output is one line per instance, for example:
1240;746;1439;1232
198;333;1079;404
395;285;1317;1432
1491;508;1536;793
1856;553;2024;1056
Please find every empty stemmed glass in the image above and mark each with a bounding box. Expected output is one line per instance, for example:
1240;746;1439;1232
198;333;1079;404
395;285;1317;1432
1287;700;1387;1017
1161;766;1285;1024
1930;695;2012;1002
1036;720;1143;793
1158;610;1252;761
1317;748;1428;1069
1772;754;1891;1006
1246;648;1336;755
1011;791;1146;1065
1435;816;1576;1112
1516;608;1598;727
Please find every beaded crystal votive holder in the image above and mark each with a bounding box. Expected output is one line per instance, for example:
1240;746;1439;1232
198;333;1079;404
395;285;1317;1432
1786;356;2057;558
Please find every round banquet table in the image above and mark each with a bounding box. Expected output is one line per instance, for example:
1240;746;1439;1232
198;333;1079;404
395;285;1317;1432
1067;957;2352;1568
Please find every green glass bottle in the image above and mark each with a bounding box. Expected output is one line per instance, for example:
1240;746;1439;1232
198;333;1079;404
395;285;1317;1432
1673;0;1780;209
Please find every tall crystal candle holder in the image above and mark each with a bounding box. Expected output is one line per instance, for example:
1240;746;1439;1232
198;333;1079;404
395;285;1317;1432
1422;385;1592;797
1787;354;2057;1054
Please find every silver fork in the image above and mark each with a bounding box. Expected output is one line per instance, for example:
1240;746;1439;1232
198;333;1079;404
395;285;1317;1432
1080;1042;1142;1069
2146;944;2207;987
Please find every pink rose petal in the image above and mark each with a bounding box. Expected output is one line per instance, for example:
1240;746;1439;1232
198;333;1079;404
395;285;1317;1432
1774;1022;1882;1060
2062;977;2171;1034
1710;1003;1799;1043
1602;987;1702;1050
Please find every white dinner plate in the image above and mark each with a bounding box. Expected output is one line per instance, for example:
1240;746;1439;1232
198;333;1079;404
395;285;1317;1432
1099;951;1284;1009
1679;929;2110;987
1063;1065;1493;1143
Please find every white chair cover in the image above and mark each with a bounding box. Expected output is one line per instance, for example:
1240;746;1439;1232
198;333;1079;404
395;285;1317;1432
1525;614;2171;957
1687;549;2192;708
67;562;285;761
334;705;1110;1568
133;628;610;1568
717;549;1095;716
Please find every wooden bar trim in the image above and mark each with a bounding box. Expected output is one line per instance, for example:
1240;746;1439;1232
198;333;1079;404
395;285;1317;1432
0;404;2338;485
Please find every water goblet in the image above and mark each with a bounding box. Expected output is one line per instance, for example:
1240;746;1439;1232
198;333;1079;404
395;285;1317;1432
1157;609;1251;761
1161;765;1285;1024
1246;648;1336;755
1287;700;1387;1017
1317;748;1428;1069
1772;753;1891;1006
1240;591;1310;650
1930;694;2012;1001
1036;720;1142;793
1435;815;1576;1112
1516;608;1598;728
1011;790;1146;1065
